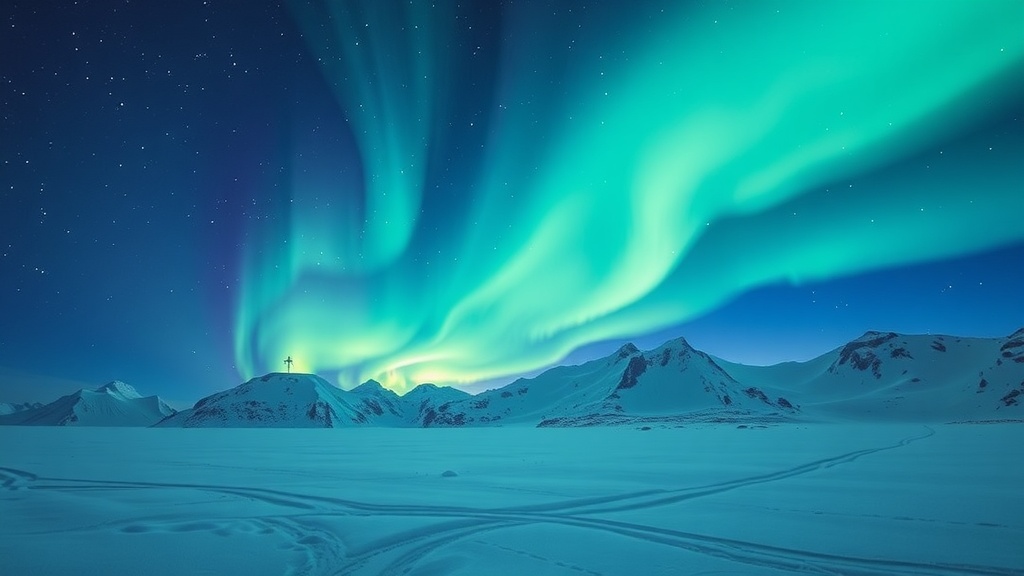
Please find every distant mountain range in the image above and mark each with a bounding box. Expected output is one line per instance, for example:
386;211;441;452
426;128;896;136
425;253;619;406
0;401;42;415
3;329;1020;428
0;381;175;427
154;373;470;428
155;328;1024;428
717;328;1024;422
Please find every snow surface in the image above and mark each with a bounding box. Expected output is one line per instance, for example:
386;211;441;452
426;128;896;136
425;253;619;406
1;424;1022;575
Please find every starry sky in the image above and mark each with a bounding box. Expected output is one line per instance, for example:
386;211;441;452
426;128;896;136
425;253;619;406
2;0;1023;406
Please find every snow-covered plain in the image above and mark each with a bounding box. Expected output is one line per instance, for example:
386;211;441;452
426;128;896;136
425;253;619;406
2;424;1022;575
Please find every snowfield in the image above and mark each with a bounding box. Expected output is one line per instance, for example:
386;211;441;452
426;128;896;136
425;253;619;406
2;424;1022;575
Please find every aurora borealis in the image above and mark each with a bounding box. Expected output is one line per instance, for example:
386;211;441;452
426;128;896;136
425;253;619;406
2;1;1023;401
234;0;1024;391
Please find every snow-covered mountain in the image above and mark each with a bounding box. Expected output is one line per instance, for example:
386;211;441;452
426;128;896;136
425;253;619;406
0;401;42;415
0;381;175;427
156;373;472;428
419;337;797;427
157;373;363;428
715;328;1024;422
153;327;1024;428
420;329;1024;426
402;383;473;424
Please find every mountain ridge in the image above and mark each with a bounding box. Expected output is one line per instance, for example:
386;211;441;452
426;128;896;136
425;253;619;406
0;401;43;416
6;328;1021;428
0;380;175;427
714;328;1024;421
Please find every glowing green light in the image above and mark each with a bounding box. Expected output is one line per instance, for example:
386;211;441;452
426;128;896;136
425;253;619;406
235;0;1024;392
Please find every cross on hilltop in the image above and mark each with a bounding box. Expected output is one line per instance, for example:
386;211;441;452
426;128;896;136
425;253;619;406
284;356;293;373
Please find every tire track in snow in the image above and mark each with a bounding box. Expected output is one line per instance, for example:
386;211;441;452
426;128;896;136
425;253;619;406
485;510;1020;576
0;466;37;490
10;426;1010;576
2;427;936;519
338;507;1018;576
338;521;516;576
546;426;937;516
338;427;1003;576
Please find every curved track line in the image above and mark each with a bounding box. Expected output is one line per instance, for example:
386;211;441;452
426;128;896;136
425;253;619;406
10;426;1002;576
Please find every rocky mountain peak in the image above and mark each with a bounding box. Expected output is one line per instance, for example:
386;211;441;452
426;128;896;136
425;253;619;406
615;343;640;361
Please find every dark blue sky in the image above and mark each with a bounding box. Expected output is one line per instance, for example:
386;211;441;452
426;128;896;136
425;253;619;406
2;1;1022;405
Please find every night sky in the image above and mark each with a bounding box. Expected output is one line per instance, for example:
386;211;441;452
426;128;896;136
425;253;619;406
2;1;1022;406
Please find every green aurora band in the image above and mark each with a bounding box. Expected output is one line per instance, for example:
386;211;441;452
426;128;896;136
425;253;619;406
235;0;1024;392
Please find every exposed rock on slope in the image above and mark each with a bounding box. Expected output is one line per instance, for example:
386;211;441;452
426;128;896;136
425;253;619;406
156;374;471;428
419;338;797;427
156;373;365;428
717;328;1024;422
155;327;1024;428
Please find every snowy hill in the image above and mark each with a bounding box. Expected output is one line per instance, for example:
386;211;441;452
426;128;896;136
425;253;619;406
151;328;1024;429
156;373;364;428
391;382;472;425
0;381;175;427
0;402;42;415
403;382;473;406
419;338;797;427
156;373;472;428
346;380;409;426
715;328;1024;422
